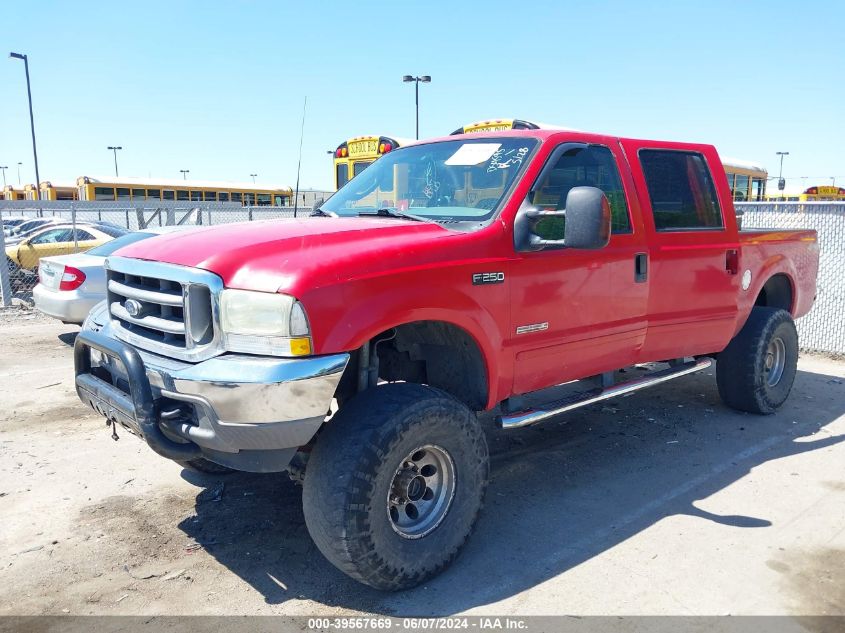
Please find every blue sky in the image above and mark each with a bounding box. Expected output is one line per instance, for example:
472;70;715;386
2;0;843;192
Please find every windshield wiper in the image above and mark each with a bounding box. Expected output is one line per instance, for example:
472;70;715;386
358;207;429;222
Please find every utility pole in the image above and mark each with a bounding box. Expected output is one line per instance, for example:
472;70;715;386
402;75;431;140
107;146;122;177
9;53;41;199
776;151;789;200
0;166;7;188
180;169;189;180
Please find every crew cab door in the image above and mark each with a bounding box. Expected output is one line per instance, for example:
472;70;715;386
509;141;648;395
620;141;740;359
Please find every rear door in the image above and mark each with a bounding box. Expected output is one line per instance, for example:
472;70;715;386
620;141;739;359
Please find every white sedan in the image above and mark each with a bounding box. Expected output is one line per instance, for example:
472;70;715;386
33;226;190;324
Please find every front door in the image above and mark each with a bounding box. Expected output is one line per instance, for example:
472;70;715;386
509;141;648;395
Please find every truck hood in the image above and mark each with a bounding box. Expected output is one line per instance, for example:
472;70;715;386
113;217;459;293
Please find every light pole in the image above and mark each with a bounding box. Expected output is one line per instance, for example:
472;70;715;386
107;146;122;177
0;166;7;188
17;162;22;185
10;52;41;199
831;177;836;187
776;151;789;200
402;74;431;140
250;173;257;183
180;169;189;180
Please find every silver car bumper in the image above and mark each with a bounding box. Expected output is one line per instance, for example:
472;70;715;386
74;304;349;472
33;283;101;324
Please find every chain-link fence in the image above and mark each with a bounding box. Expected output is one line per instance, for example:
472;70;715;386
1;201;311;305
737;201;844;355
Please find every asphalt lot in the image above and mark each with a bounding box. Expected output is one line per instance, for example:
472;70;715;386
0;309;843;616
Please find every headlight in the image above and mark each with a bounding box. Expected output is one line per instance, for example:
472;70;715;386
219;289;312;357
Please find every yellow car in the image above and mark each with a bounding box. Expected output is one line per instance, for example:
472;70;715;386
5;223;127;270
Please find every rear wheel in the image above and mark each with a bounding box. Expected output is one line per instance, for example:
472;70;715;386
716;307;798;414
302;383;489;591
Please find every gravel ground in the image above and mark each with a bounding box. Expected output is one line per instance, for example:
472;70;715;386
0;312;843;616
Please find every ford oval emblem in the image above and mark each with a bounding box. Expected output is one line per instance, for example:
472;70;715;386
124;299;142;318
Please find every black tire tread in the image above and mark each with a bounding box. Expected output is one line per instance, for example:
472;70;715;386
716;307;798;414
302;383;488;591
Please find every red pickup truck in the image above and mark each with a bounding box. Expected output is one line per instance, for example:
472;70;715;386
74;129;818;591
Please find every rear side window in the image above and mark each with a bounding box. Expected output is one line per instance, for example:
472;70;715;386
639;150;723;231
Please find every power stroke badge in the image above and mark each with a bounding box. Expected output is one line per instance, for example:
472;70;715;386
472;272;505;285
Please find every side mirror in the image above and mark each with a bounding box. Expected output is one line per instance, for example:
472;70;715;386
515;186;611;252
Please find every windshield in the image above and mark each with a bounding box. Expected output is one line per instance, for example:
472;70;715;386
87;231;155;256
322;137;537;223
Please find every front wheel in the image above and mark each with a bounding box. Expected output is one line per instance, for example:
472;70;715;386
302;383;489;591
716;307;799;414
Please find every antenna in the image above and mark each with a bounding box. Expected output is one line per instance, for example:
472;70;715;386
293;96;307;217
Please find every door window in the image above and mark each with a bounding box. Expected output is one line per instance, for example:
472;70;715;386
639;150;723;231
30;228;71;244
529;144;631;239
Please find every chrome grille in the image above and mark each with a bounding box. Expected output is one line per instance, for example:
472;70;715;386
105;256;223;362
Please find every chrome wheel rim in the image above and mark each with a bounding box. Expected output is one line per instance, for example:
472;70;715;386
765;337;786;387
387;444;456;539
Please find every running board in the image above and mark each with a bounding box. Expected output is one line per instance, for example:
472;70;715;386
498;358;713;429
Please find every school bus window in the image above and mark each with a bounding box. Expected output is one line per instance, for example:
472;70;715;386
116;188;131;200
231;192;242;202
163;190;175;200
147;189;161;200
257;193;272;206
471;168;506;189
337;164;349;188
94;187;115;200
353;161;373;177
132;189;146;200
177;190;189;201
219;192;230;202
203;191;217;201
733;175;749;201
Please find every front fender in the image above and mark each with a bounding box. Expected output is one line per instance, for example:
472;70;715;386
309;278;508;410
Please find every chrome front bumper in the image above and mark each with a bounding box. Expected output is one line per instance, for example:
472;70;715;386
74;309;348;472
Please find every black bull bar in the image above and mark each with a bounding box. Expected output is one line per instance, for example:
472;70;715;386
74;329;201;461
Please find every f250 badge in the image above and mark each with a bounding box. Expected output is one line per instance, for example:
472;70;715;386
472;272;505;285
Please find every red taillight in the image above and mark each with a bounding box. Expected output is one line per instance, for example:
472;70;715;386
58;265;86;291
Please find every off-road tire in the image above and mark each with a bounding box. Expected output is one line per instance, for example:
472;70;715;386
177;457;236;475
716;307;798;414
302;382;489;591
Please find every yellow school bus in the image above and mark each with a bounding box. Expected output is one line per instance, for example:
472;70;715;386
75;176;292;206
767;185;845;202
332;135;411;190
450;118;550;134
3;185;29;200
721;157;768;201
27;181;79;200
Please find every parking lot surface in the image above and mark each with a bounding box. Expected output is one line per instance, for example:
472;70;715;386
0;311;843;616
